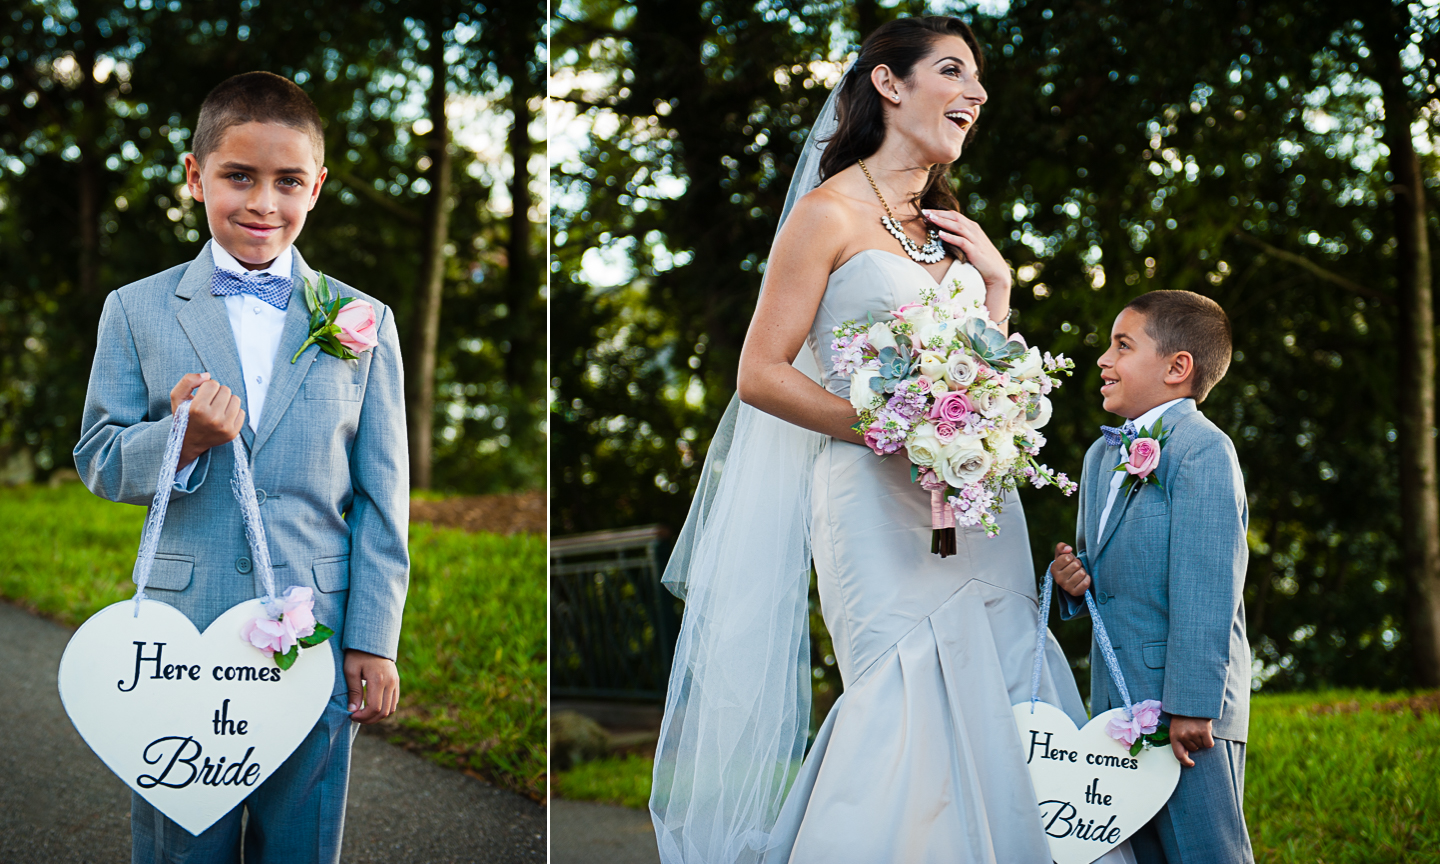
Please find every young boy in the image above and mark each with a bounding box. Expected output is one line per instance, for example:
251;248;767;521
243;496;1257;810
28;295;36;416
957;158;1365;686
73;72;409;863
1050;290;1253;863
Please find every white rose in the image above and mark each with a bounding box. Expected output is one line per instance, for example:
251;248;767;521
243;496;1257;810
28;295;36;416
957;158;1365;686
850;370;883;413
866;321;899;354
970;388;1003;418
1011;346;1044;380
986;429;1020;469
906;423;943;468
939;435;992;488
1026;395;1053;430
918;350;948;382
930;378;950;396
904;306;941;348
946;351;980;387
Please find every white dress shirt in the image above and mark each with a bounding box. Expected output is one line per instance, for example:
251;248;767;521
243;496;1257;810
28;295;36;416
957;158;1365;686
1095;397;1191;537
176;243;293;483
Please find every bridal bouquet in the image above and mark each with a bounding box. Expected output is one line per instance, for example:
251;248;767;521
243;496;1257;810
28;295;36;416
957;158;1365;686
833;274;1078;556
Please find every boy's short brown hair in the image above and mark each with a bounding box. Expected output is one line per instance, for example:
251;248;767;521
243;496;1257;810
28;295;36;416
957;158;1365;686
1123;290;1233;402
193;71;324;168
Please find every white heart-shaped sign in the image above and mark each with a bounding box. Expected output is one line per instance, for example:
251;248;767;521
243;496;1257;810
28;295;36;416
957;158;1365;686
58;598;334;836
1012;701;1181;864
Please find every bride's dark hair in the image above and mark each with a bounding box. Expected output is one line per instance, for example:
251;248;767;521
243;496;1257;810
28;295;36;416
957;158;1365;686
819;16;984;217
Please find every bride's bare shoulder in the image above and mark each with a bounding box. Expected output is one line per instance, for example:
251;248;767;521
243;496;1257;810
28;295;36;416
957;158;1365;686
774;184;862;263
787;183;861;229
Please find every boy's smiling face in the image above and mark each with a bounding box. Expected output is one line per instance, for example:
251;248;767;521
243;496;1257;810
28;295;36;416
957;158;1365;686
1097;308;1195;418
184;122;326;270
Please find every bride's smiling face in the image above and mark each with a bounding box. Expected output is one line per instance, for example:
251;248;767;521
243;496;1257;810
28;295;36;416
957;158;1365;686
876;35;986;165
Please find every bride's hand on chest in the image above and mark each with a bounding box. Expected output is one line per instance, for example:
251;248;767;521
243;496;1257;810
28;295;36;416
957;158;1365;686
922;208;1012;308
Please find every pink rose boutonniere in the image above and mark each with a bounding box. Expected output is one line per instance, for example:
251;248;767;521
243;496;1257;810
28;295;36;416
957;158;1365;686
1105;699;1171;756
1114;417;1173;493
290;273;379;363
239;586;336;669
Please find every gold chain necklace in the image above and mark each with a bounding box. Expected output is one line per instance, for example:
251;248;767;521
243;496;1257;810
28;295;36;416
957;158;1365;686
856;158;946;264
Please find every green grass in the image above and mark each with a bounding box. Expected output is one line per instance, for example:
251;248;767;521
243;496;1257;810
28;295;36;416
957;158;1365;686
0;483;547;800
389;524;546;799
555;691;1440;863
1247;690;1440;863
552;754;655;810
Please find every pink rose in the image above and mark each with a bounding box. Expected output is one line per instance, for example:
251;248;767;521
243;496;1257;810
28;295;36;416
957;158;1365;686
1131;699;1163;735
1126;438;1162;478
893;302;924;320
918;467;947;492
929;391;973;423
1106;712;1145;747
241;616;297;657
914;375;933;394
933;420;958;444
863;425;886;455
334;299;379;354
280;586;317;639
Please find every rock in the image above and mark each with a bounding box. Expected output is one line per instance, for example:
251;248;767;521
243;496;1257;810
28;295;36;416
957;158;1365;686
551;711;611;772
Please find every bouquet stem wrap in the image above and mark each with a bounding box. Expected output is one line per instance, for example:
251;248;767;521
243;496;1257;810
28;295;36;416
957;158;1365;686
929;489;957;558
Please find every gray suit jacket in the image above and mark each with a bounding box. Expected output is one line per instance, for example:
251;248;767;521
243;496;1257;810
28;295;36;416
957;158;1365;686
74;242;409;694
1060;399;1251;742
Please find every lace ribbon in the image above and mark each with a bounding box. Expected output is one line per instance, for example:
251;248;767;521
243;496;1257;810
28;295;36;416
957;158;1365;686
130;398;276;616
1031;563;1135;721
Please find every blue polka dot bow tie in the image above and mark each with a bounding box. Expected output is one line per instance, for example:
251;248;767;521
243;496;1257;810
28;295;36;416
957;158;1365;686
1100;420;1138;448
210;268;292;310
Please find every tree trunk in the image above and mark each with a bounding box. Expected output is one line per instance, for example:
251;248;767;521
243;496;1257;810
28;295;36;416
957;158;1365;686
500;12;537;391
406;21;453;490
1373;9;1440;686
75;7;101;306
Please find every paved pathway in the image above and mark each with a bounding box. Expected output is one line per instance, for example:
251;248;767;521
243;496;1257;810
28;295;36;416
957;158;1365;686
0;601;545;863
550;799;659;864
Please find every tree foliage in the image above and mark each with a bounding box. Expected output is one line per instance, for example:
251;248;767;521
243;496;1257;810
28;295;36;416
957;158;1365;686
0;0;546;494
551;0;1440;692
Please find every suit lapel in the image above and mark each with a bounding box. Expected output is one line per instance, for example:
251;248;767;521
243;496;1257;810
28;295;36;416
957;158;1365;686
1085;446;1110;552
1092;446;1131;560
250;249;321;456
175;242;254;449
1091;400;1202;561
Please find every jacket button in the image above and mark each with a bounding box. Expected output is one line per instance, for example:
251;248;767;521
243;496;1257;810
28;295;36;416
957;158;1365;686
236;557;252;574
1097;590;1110;604
255;488;267;506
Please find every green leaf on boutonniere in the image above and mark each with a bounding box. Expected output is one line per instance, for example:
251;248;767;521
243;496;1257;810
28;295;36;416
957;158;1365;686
291;273;361;363
274;643;299;670
299;622;335;648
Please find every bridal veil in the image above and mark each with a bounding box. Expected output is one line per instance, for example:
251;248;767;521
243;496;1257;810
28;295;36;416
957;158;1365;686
648;76;845;864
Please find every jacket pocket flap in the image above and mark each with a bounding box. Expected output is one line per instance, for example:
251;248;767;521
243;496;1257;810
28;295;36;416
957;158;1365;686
312;556;350;593
140;554;194;591
305;383;362;401
1142;640;1167;669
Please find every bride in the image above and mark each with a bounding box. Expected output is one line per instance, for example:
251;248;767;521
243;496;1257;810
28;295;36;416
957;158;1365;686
651;16;1130;864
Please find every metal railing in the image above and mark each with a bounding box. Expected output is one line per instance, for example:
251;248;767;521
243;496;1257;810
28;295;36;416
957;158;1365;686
550;525;678;700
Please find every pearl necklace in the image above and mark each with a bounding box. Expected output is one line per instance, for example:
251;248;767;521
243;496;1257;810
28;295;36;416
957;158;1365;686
857;158;946;265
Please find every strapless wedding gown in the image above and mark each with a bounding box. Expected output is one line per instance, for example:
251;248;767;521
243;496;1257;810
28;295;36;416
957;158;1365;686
764;251;1134;864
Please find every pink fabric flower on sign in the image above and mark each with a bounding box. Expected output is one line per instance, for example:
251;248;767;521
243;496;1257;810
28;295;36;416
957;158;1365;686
280;586;318;639
1125;437;1162;478
334;299;379;354
1106;712;1145;747
929;391;973;424
241;616;297;658
1131;699;1163;734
